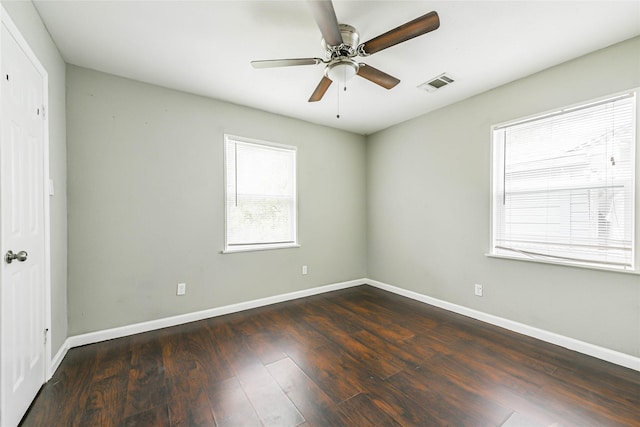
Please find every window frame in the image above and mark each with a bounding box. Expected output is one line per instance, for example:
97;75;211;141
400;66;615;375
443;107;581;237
223;134;299;254
488;89;640;274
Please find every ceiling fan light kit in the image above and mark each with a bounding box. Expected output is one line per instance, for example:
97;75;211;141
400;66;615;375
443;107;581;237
251;0;440;103
325;59;359;83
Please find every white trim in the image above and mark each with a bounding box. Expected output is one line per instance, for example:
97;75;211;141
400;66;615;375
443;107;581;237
222;243;300;254
53;277;639;378
50;339;69;376
485;252;640;275
489;88;639;274
67;279;365;349
223;133;299;254
0;0;53;385
366;279;640;372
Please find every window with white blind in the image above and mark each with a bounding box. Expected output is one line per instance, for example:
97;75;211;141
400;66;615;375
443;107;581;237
491;91;637;271
224;135;297;253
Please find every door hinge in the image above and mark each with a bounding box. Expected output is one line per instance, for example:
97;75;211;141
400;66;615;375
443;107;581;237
37;105;46;119
44;328;49;345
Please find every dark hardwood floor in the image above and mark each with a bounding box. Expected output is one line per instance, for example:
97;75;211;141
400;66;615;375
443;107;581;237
20;285;640;426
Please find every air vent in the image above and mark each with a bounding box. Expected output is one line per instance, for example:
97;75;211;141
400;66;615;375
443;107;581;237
418;73;455;92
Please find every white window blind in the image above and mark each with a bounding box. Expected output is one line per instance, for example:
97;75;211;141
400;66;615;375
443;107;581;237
224;135;297;252
492;92;636;270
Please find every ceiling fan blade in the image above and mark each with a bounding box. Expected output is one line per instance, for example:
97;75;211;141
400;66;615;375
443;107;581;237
307;0;343;46
251;58;323;69
357;64;400;89
308;76;332;102
360;11;440;55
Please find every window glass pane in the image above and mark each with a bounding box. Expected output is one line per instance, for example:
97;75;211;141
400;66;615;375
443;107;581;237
225;136;297;250
492;92;636;270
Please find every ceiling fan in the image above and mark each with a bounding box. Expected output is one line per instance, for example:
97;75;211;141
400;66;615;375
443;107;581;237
251;0;440;102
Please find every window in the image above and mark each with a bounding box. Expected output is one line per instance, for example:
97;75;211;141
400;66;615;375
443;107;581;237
491;91;637;271
224;135;297;252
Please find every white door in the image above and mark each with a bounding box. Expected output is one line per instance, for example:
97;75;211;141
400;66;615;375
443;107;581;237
0;22;46;427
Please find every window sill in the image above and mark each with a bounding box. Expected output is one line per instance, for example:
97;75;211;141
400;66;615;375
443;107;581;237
485;253;639;275
222;243;300;254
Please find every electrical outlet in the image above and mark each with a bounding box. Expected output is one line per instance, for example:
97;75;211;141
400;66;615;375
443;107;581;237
302;265;308;275
177;282;186;296
474;283;483;297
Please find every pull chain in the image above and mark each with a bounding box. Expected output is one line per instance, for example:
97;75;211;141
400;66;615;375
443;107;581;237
336;64;350;119
336;81;348;119
336;82;340;119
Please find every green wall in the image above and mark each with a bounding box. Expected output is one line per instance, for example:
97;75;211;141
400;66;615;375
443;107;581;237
367;36;640;357
66;65;367;334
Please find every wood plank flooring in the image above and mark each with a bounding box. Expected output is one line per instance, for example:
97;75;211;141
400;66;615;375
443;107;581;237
20;285;640;426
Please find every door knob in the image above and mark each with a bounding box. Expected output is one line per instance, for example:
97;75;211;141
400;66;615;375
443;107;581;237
5;250;27;264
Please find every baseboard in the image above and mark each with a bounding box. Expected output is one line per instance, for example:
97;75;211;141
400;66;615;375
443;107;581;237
366;278;640;372
66;278;366;350
49;338;70;379
53;277;639;377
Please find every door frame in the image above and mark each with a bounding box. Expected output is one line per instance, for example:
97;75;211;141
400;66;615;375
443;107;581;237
0;3;52;386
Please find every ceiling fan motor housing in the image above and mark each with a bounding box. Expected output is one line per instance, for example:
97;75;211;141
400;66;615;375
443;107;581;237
322;24;360;58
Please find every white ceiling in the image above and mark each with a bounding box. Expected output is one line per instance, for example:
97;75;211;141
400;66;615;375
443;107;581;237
33;0;640;135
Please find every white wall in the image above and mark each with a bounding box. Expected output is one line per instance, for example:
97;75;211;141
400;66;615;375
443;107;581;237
1;1;68;356
66;65;367;335
367;36;640;358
